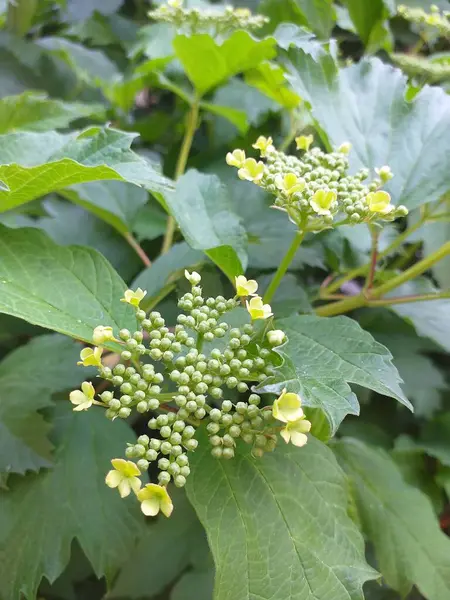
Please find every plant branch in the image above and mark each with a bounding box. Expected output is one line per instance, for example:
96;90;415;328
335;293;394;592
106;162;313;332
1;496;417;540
263;230;305;304
316;240;450;317
124;232;151;267
161;97;200;255
364;226;379;291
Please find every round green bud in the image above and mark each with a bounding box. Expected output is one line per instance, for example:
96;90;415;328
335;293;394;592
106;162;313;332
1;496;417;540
149;438;161;451
156;414;169;427
109;399;121;411
173;420;185;433
170;432;182;445
171;445;183;457
222;434;235;448
112;376;124;388
226;377;238;389
237;382;248;393
148;418;158;430
177;408;189;421
180;466;190;478
160;426;171;439
121;350;132;361
137;435;150;446
133;390;146;403
210;408;222;422
233;413;244;424
251;416;264;428
125;446;134;458
186;400;197;413
183;425;195;439
242;433;254;445
161;441;172;455
146;398;158;411
247;405;259;418
255;435;268;448
184;439;198;451
222;447;235;460
195;408;206;419
211;446;223;459
146;449;158;462
113;364;126;376
134;444;146;457
118;407;131;419
120;382;133;395
211;348;222;360
119;329;131;341
236;402;248;415
158;471;171;485
222;400;233;412
210;435;222;447
137;459;149;471
207;422;220;434
174;475;187;488
168;462;181;476
221;414;233;427
229;425;241;438
204;332;214;342
177;453;189;467
240;335;251;346
252;447;265;458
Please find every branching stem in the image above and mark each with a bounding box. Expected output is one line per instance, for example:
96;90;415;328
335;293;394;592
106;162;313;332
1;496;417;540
263;230;305;304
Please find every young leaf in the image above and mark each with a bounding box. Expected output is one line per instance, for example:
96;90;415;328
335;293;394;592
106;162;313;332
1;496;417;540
0;92;104;133
286;50;450;209
0;405;144;600
0;334;94;475
335;438;450;599
167;171;247;280
173;31;276;96
245;61;301;109
0;225;136;342
187;430;377;600
262;314;411;434
422;197;450;289
0;127;172;213
341;0;392;47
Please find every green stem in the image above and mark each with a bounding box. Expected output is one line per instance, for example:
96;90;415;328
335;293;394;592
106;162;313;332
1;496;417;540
364;226;379;291
263;230;305;304
279;111;298;152
372;241;450;298
316;240;450;317
367;291;450;306
161;97;200;255
7;0;38;36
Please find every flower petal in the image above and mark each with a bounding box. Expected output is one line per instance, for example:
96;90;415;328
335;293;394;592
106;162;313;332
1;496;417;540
105;470;123;489
140;498;160;516
118;479;132;498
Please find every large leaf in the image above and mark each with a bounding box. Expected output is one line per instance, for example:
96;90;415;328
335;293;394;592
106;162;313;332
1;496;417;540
173;31;276;96
389;280;450;353
109;490;208;599
187;430;377;600
335;438;450;599
0;92;104;133
0;334;93;475
61;180;149;235
285;51;450;209
341;0;393;47
422;197;450;289
0;405;143;600
168;170;247;280
0;127;172;213
0;225;136;342
245;61;301;109
263;314;410;435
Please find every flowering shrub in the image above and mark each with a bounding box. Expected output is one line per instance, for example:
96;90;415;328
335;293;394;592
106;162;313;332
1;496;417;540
1;1;450;600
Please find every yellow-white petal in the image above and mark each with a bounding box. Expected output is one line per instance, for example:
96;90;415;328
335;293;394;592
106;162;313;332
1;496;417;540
140;498;160;516
290;431;308;447
105;470;123;488
118;479;132;498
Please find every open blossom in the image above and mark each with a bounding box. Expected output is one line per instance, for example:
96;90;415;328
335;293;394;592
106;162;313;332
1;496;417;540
92;325;114;345
338;142;352;154
246;296;272;320
310;189;337;216
375;165;393;183
70;381;95;411
235;275;258;297
252;136;274;155
295;135;313;151
77;346;103;367
238;158;265;182
275;173;305;196
137;483;173;517
280;418;312;447
366;191;393;214
272;389;304;423
226;149;246;168
185;270;201;285
105;459;142;498
121;288;147;307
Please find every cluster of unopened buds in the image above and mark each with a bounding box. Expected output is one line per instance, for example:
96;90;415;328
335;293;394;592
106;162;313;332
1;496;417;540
69;272;311;517
398;4;450;38
392;53;450;83
149;0;268;36
226;136;408;232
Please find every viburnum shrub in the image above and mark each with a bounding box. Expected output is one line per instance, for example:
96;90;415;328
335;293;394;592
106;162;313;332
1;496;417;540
1;1;450;600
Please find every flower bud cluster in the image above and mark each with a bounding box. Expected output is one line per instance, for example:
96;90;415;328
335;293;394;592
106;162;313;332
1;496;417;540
70;273;312;516
226;137;408;232
398;4;450;38
148;0;268;37
392;53;450;83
